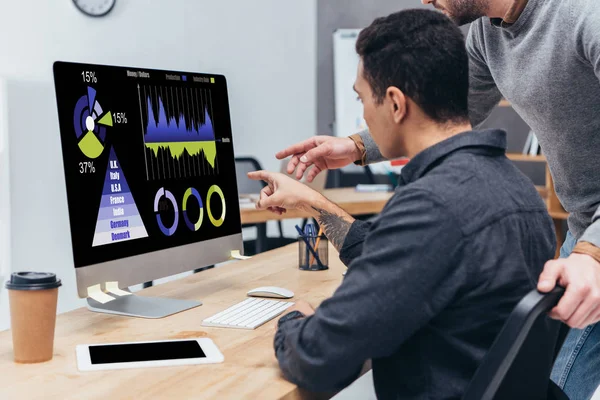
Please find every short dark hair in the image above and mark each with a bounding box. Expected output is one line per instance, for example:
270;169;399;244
356;9;469;124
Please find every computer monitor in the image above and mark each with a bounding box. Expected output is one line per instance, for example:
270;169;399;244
52;61;243;318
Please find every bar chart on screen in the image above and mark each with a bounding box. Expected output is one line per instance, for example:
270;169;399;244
139;84;221;181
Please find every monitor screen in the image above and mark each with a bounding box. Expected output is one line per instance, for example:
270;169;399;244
53;62;241;268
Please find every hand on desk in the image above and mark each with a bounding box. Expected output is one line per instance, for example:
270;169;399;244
247;171;322;215
538;253;600;328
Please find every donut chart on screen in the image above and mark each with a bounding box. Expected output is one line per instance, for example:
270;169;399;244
154;188;179;236
183;188;204;231
207;185;226;228
154;186;226;235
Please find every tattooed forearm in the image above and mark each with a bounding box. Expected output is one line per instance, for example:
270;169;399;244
311;206;354;252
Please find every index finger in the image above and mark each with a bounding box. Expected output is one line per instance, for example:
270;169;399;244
538;260;564;292
276;138;318;160
550;285;585;323
247;170;274;183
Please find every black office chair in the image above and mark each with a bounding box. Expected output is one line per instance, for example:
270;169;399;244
235;157;295;255
463;287;569;400
364;165;377;184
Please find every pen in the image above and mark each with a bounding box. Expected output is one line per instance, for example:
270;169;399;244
308;224;316;246
303;224;310;263
309;227;324;267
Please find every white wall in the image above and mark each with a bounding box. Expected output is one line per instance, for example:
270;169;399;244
0;79;11;329
0;0;317;329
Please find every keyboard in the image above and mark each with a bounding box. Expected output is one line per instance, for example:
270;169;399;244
202;298;295;330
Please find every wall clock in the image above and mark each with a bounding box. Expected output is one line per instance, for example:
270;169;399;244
73;0;116;17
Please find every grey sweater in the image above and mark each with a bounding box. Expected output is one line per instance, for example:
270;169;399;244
360;0;600;245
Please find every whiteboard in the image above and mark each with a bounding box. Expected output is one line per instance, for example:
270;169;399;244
333;29;400;175
333;29;365;138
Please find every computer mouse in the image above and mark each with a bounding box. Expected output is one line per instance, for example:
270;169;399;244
247;286;294;299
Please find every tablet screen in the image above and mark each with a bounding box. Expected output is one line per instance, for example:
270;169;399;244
89;340;206;364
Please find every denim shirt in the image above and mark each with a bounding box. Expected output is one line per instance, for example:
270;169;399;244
275;129;555;399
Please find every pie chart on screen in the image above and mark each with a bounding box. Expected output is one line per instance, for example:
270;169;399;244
73;86;113;159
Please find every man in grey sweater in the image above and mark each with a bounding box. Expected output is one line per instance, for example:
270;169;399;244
277;0;600;398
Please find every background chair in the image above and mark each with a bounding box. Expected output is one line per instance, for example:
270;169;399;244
235;157;295;255
462;287;568;400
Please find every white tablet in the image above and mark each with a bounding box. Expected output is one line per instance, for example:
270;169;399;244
76;338;224;371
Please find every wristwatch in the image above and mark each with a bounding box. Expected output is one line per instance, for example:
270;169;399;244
278;310;305;327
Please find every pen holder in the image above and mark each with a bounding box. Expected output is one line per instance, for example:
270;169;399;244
298;236;328;271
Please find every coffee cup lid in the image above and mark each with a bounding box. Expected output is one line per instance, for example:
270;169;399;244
5;272;62;291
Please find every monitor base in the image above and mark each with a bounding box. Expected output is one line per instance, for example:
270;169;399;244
87;294;202;319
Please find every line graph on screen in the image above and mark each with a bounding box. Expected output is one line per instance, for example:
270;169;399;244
139;84;220;180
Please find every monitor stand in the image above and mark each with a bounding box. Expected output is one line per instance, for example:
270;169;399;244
87;294;202;319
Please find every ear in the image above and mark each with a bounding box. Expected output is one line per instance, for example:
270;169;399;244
386;87;407;124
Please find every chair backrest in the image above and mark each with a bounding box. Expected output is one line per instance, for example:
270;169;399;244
235;157;265;195
462;287;567;400
364;165;377;185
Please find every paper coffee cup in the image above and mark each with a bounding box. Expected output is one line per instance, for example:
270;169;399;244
6;272;61;363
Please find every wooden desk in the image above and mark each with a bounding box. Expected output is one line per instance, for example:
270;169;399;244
0;244;344;399
240;183;566;226
240;188;393;225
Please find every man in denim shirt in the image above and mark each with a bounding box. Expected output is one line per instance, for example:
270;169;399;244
249;10;555;399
